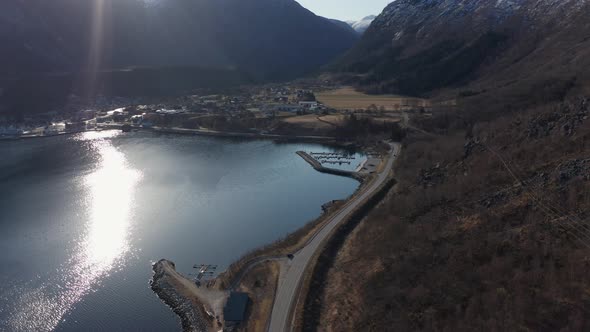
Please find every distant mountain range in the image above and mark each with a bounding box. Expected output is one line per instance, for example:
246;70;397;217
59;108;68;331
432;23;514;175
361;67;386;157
336;0;590;96
346;15;376;34
0;0;358;80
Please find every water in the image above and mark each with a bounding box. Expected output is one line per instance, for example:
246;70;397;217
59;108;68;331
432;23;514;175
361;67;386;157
0;131;361;331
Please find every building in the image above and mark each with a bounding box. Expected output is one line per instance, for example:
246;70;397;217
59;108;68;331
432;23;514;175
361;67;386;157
223;292;249;325
131;115;144;125
156;109;185;115
299;101;319;110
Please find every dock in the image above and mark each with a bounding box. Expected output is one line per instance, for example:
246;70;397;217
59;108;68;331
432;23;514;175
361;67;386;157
190;264;218;287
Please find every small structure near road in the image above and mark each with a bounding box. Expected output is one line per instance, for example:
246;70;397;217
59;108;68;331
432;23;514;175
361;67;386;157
223;291;249;326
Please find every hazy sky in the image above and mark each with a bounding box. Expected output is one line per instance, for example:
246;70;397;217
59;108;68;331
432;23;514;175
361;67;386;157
296;0;393;21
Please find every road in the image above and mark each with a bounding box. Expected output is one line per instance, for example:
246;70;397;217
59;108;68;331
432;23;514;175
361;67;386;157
267;142;400;332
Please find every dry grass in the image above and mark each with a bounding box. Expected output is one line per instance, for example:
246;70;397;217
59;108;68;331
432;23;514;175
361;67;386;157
281;114;342;130
314;97;590;331
318;224;386;332
237;261;281;332
317;87;430;111
317;115;347;126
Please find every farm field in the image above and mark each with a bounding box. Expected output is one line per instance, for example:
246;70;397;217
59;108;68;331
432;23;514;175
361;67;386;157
316;87;430;111
282;114;346;130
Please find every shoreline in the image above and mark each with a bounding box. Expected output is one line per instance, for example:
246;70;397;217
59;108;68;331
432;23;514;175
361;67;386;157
0;124;339;143
150;148;377;331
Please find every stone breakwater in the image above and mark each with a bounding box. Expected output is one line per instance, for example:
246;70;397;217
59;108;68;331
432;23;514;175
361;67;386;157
150;259;210;332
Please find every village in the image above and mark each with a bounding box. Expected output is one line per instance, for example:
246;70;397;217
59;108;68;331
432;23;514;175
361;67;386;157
0;80;434;140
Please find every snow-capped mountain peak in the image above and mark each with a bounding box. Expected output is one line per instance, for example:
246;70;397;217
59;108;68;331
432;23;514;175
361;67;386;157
347;15;377;34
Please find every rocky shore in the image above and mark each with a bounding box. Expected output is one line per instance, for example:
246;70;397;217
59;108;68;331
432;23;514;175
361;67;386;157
150;259;212;332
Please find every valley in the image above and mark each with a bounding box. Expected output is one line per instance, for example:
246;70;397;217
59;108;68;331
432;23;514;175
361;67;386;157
3;0;590;331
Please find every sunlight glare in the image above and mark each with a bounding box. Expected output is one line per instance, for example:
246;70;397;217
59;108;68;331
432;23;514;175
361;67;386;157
7;132;142;332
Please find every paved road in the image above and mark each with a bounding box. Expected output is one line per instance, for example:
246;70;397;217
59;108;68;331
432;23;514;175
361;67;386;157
267;142;400;332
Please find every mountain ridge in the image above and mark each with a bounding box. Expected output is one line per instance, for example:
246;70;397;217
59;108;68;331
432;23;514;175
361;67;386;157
0;0;358;80
335;0;590;98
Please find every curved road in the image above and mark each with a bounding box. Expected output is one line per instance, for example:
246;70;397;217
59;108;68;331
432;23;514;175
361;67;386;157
267;142;400;332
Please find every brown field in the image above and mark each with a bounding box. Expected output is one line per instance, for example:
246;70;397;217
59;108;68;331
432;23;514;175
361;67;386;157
237;262;280;332
282;114;346;129
316;87;430;111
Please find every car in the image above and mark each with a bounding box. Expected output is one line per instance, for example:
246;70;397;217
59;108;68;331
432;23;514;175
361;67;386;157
287;254;294;260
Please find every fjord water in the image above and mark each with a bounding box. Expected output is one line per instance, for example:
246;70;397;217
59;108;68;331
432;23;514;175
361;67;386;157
0;131;361;331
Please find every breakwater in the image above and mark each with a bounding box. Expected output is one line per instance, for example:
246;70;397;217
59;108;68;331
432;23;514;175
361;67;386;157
150;260;211;332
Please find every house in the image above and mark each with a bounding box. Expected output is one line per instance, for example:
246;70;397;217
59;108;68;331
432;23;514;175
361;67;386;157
156;109;185;115
131;115;143;125
223;292;249;325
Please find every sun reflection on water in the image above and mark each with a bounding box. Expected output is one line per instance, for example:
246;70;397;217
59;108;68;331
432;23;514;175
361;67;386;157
83;141;139;266
7;131;142;331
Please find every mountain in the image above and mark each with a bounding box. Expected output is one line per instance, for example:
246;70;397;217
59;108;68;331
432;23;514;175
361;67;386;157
336;0;590;97
308;2;590;331
0;0;358;80
346;15;376;34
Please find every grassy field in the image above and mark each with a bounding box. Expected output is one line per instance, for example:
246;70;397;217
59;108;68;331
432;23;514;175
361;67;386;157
316;87;430;111
282;114;346;130
237;261;280;332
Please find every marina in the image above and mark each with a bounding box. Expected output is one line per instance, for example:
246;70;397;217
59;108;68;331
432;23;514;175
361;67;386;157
190;264;218;287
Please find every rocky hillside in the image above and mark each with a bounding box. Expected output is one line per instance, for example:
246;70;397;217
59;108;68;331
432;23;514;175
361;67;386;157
304;1;590;331
311;95;590;331
0;0;358;80
336;0;590;96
